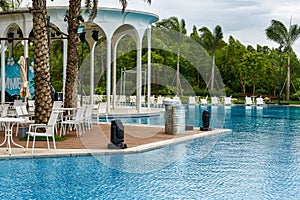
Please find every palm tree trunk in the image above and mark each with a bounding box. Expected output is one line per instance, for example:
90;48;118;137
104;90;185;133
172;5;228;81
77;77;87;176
32;0;52;124
64;0;81;108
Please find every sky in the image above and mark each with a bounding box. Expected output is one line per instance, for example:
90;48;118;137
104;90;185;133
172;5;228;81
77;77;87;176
20;0;300;56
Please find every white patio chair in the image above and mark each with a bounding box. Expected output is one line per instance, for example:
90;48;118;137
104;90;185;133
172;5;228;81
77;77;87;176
256;96;264;106
15;105;35;136
84;104;94;130
245;96;253;106
200;96;208;105
156;96;164;107
224;96;232;105
26;111;59;153
60;107;84;137
188;96;197;105
130;96;136;105
27;100;35;113
211;96;219;105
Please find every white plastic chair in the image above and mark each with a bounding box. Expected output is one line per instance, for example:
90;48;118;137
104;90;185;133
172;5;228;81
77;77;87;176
26;111;59;153
256;96;264;106
200;96;208;105
188;96;197;105
83;104;94;130
245;96;253;106
224;96;232;105
61;107;84;137
211;96;219;105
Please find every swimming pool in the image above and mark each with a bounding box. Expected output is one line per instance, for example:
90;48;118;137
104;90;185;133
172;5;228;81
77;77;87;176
1;105;300;199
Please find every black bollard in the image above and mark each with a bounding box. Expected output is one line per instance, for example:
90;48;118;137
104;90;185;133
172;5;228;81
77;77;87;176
200;110;212;131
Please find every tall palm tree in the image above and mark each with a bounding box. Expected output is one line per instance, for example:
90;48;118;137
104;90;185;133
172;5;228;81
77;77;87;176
156;16;187;96
31;0;53;124
198;25;223;90
266;19;300;100
64;0;151;108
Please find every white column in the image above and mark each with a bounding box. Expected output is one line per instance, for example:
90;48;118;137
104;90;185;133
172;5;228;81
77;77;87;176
23;40;29;102
136;40;142;113
24;40;28;58
62;39;68;100
147;27;151;108
90;42;96;104
1;41;6;103
106;39;112;113
112;42;117;109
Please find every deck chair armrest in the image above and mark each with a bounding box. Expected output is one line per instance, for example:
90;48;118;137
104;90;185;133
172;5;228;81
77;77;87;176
29;123;46;131
34;125;53;132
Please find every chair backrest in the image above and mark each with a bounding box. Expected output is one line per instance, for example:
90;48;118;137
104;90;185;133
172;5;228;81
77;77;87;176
74;107;83;122
1;104;9;117
188;96;196;105
211;96;219;105
46;111;59;135
20;105;29;115
130;96;136;103
85;105;93;119
224;96;232;105
15;106;24;117
53;101;63;109
28;100;35;112
245;96;253;105
157;96;164;104
256;97;264;105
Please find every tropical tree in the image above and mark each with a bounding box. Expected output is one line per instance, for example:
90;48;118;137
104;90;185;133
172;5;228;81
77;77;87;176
156;16;187;96
198;25;224;90
265;19;300;100
31;0;53;123
0;0;10;10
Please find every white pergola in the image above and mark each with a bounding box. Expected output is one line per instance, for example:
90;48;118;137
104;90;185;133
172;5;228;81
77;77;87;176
0;6;158;113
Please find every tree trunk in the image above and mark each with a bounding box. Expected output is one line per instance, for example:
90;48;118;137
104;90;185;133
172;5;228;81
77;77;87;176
32;0;52;124
64;0;81;108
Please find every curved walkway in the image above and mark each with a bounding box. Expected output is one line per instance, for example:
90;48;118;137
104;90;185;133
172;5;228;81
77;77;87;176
0;123;231;159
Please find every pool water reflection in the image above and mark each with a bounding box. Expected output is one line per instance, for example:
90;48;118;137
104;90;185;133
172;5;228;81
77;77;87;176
1;105;300;199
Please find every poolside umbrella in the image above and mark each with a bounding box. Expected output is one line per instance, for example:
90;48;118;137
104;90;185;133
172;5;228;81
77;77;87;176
18;56;29;98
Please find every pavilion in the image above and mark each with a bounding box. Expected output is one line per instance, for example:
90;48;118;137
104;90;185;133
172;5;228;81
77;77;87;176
0;6;159;113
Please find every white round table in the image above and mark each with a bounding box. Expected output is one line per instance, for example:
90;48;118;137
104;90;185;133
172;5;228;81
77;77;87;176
0;117;25;155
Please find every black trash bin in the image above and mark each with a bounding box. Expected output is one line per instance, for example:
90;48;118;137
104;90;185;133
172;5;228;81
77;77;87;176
108;120;127;149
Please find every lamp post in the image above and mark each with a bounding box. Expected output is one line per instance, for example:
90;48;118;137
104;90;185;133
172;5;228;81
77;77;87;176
79;30;85;107
278;43;283;104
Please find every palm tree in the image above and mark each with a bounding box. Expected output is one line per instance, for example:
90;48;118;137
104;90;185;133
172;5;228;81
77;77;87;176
31;0;53;123
156;16;187;96
0;0;10;10
266;19;300;100
198;25;223;90
64;0;151;108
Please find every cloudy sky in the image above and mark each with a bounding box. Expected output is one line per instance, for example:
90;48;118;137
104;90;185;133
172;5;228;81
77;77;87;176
20;0;300;55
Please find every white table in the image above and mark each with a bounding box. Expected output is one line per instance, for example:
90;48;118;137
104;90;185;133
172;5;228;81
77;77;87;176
0;117;25;155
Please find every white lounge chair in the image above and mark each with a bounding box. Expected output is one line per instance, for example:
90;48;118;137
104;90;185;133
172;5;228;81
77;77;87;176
26;111;59;153
188;96;197;105
211;96;219;105
200;96;208;105
245;96;253;106
256;96;264;106
224;96;232;105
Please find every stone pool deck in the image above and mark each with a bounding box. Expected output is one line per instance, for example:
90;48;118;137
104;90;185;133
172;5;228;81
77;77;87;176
0;123;231;159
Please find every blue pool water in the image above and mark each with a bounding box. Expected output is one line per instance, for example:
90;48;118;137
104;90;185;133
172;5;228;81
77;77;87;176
1;105;300;199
